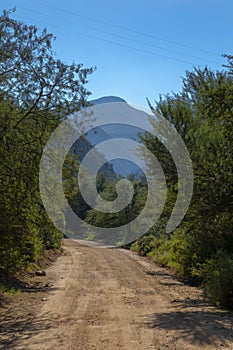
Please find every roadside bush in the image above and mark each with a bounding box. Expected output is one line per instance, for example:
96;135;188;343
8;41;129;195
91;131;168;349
203;252;233;309
130;234;156;256
130;218;167;256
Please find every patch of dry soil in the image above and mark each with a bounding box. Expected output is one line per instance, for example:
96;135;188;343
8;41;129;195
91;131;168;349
1;239;233;349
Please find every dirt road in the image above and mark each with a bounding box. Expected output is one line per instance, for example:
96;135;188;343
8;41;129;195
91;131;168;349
1;239;233;350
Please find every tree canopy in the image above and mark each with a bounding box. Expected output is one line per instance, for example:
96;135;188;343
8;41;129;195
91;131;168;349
132;59;233;308
0;9;94;273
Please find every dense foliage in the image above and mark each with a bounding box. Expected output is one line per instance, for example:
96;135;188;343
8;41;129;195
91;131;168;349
0;10;94;273
131;60;233;308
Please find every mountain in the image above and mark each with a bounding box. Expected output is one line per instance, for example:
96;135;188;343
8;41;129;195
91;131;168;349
72;96;145;178
86;96;144;177
89;95;126;105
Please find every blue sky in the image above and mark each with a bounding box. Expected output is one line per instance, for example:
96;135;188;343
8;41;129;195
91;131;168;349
1;0;232;106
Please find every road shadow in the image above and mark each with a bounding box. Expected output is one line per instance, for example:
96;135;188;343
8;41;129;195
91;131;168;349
142;306;233;347
0;311;74;349
0;279;59;349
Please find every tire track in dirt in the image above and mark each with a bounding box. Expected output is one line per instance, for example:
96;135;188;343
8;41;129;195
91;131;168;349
4;239;233;350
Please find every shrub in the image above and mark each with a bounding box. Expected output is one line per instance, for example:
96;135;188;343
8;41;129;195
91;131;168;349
203;252;233;309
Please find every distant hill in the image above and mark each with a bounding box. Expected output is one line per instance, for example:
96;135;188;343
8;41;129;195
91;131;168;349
89;95;127;105
72;96;145;178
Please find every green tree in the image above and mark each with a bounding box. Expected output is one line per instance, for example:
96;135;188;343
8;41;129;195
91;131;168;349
0;9;94;273
132;60;233;307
